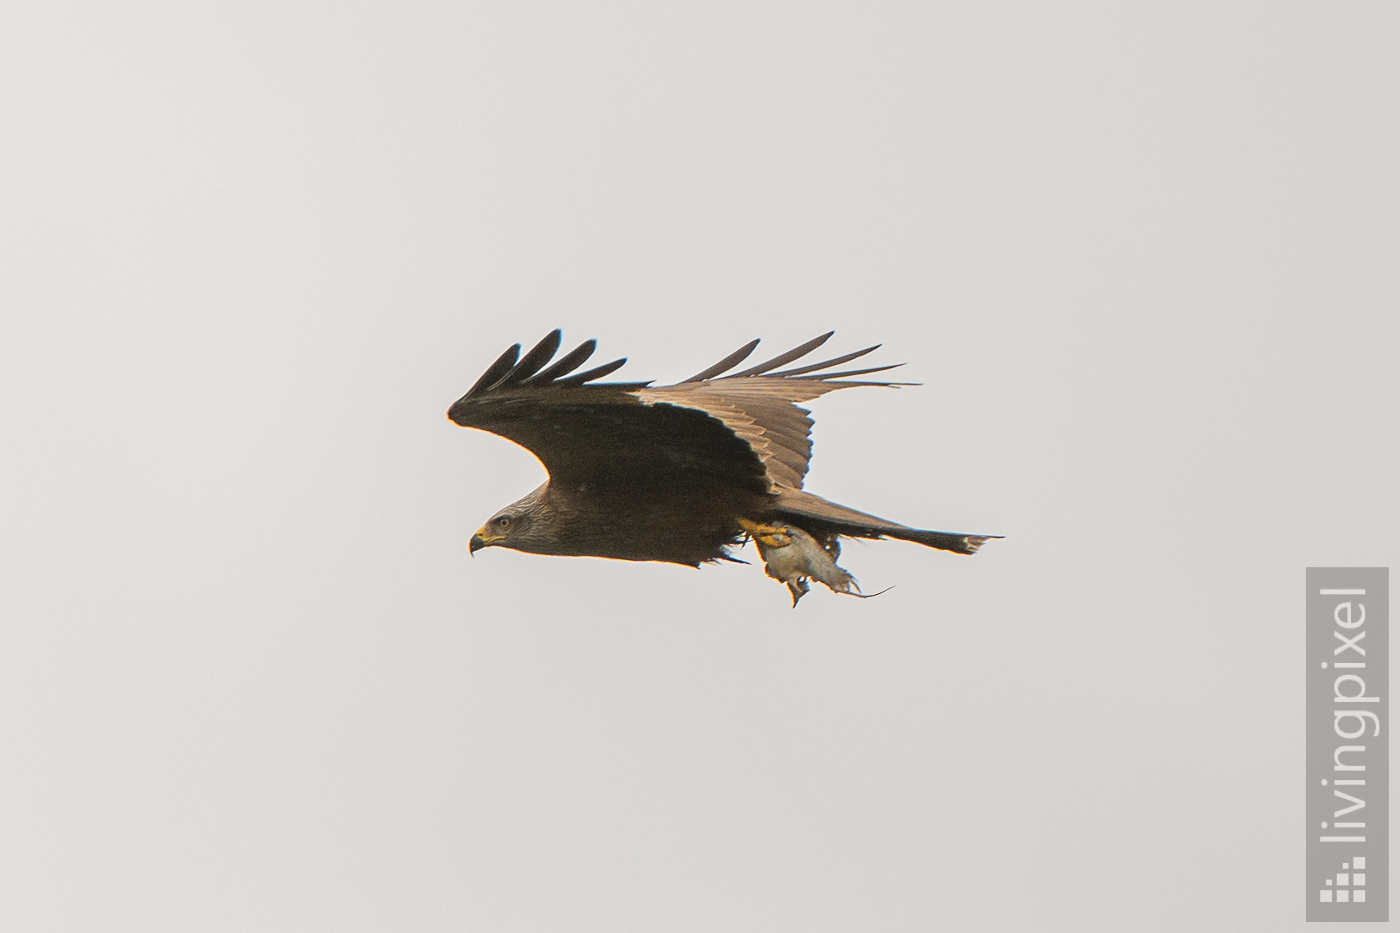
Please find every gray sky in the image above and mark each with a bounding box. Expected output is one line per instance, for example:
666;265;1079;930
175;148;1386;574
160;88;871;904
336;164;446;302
2;1;1397;930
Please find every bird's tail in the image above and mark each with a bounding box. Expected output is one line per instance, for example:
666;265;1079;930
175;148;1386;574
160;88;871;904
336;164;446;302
774;489;1001;555
884;528;999;555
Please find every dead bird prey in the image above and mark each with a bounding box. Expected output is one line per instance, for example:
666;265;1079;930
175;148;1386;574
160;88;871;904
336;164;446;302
448;330;999;605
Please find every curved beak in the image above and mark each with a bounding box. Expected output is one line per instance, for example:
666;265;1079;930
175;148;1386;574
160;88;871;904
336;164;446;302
469;526;501;556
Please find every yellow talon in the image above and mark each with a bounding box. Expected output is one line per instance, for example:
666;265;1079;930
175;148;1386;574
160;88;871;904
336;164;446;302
737;517;792;549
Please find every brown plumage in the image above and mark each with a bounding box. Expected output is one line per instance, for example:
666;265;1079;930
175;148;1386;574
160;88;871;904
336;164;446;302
448;329;998;603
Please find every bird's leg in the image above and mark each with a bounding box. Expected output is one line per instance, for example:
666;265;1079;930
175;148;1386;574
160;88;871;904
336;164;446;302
737;517;792;549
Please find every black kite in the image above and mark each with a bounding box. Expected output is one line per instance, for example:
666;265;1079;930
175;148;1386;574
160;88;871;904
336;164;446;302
448;330;997;604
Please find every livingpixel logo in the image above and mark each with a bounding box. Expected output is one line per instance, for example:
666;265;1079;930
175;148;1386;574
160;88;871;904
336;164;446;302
1307;568;1389;922
1318;855;1368;904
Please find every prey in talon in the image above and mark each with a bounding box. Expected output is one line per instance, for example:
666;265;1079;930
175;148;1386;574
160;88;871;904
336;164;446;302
739;518;882;607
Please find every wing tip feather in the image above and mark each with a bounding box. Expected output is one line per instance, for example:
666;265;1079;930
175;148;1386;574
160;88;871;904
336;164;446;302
457;331;637;405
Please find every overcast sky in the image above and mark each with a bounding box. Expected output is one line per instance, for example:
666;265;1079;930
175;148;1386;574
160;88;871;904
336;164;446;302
2;2;1397;930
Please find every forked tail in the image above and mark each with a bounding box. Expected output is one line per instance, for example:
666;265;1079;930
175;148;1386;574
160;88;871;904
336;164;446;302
885;528;999;555
774;488;1002;555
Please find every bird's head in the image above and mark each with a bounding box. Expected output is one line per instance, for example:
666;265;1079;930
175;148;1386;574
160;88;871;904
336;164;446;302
469;484;554;555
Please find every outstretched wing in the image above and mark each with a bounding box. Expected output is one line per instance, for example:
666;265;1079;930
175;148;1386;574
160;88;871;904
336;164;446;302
447;330;770;495
449;330;904;495
638;331;905;491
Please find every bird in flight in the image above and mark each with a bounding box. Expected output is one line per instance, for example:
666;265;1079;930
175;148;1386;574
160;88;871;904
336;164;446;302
448;330;998;605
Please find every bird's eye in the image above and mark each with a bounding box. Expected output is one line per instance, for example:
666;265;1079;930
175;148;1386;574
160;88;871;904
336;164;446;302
495;515;511;529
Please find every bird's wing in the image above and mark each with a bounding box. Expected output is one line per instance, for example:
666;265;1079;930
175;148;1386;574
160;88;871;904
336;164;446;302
637;331;905;491
448;330;904;495
447;330;770;495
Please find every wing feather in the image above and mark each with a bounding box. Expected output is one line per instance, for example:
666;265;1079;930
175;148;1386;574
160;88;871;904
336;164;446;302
495;329;563;388
768;344;881;377
795;364;906;381
528;339;597;384
464;343;519;397
682;339;761;382
556;357;629;386
726;331;833;377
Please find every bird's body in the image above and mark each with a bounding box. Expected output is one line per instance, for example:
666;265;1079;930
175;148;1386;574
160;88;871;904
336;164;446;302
449;330;997;603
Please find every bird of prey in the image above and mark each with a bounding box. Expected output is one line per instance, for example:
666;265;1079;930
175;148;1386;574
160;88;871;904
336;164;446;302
448;330;998;605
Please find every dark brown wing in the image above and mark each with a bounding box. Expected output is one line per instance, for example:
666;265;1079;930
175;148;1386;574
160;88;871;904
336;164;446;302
449;330;905;495
447;330;770;495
